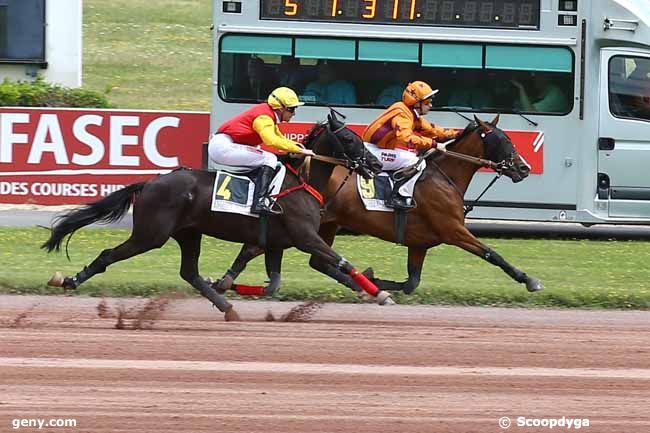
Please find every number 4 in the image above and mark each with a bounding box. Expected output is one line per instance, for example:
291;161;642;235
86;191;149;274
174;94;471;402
216;175;232;200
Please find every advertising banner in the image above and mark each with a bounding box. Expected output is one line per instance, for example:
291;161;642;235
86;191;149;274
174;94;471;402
0;108;209;205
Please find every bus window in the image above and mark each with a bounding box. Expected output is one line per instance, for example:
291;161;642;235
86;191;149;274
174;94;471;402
509;72;571;114
374;63;414;106
485;45;574;114
294;38;357;105
218;34;574;113
609;56;650;121
358;40;418;107
446;69;495;111
301;60;357;105
218;35;290;102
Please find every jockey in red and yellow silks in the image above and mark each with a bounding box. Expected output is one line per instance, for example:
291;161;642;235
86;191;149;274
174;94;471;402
208;87;314;214
362;81;458;209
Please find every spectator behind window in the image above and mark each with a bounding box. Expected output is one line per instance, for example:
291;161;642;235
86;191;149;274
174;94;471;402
302;61;357;105
447;69;495;110
278;56;307;91
626;59;650;120
233;56;275;101
511;73;569;113
376;63;412;107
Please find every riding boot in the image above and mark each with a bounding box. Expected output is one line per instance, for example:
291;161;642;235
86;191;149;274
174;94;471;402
387;176;416;210
250;166;280;215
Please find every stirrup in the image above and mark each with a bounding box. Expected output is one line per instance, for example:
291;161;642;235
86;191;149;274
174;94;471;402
253;198;282;215
387;195;416;210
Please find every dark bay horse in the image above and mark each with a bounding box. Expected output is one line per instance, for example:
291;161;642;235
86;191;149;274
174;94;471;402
219;115;543;299
42;113;384;320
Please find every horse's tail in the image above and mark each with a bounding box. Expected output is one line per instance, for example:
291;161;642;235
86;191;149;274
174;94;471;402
41;182;147;253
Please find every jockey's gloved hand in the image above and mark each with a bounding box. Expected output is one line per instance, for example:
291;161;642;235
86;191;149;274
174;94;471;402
434;141;447;152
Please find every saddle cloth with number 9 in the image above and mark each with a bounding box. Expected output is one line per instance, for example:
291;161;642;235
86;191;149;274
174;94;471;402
356;173;394;212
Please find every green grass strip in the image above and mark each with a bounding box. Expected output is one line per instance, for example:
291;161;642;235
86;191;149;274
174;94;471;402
1;228;649;309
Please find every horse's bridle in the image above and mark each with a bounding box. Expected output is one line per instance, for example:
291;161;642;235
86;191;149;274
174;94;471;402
422;125;517;215
301;122;374;213
322;122;373;174
440;127;515;175
476;127;516;175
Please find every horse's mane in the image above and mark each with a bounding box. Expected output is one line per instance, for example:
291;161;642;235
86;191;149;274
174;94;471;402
279;122;326;172
446;121;478;151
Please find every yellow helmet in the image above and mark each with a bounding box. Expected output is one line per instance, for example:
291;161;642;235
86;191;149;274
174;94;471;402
268;87;305;109
402;81;439;107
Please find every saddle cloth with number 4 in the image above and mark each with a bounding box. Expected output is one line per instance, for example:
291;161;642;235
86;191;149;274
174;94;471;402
210;165;286;217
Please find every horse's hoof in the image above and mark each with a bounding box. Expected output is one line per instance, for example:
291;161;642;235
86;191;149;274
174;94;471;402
526;277;544;292
377;290;395;305
224;308;241;322
47;272;64;287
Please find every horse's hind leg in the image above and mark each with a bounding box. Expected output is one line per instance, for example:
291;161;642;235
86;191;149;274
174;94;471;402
52;232;170;290
213;243;265;292
173;229;237;318
447;226;543;292
363;246;427;294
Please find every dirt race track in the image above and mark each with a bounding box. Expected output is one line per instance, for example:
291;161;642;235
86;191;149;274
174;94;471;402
0;295;648;433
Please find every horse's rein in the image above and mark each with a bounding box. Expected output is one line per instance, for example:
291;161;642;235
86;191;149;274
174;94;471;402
297;121;370;213
393;139;507;180
308;154;349;167
444;150;502;171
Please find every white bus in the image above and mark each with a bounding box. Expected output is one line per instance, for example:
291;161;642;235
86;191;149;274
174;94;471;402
210;0;650;224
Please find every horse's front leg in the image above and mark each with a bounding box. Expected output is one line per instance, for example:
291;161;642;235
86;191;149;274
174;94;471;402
294;225;394;305
263;247;283;295
362;246;427;294
446;226;544;292
308;222;365;294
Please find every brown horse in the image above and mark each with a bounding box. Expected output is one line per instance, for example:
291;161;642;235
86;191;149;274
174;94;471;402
41;113;386;320
216;115;543;299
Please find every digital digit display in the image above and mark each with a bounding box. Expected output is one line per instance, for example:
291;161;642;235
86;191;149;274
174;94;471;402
260;0;540;29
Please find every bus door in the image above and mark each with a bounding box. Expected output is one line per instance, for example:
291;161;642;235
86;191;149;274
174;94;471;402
598;48;650;218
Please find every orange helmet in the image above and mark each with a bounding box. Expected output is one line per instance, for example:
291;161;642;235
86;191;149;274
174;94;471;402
402;81;439;107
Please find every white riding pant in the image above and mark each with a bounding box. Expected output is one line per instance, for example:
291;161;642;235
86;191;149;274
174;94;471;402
364;142;425;198
208;133;277;173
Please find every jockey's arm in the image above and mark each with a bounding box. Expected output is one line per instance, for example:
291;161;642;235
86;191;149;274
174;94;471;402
419;118;458;141
392;113;435;150
252;115;303;153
